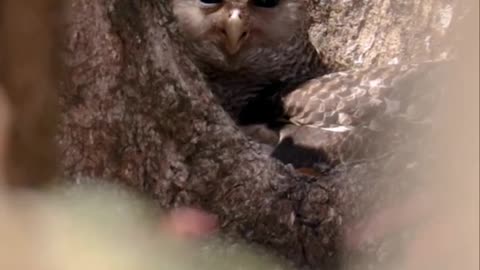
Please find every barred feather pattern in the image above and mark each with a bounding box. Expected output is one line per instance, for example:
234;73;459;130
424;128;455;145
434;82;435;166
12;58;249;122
273;60;449;168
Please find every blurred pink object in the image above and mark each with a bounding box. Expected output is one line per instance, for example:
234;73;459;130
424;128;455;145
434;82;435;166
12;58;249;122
161;207;218;239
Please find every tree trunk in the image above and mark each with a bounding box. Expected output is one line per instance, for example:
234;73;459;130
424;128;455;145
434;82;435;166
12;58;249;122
57;0;471;268
308;0;457;68
58;0;338;267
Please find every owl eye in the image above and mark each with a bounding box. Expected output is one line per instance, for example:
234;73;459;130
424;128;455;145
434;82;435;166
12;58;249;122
199;0;223;6
252;0;280;8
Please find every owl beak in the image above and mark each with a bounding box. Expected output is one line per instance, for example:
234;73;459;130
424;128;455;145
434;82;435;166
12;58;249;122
224;10;248;54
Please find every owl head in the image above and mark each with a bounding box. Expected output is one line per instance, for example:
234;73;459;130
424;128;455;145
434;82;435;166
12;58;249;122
171;0;308;56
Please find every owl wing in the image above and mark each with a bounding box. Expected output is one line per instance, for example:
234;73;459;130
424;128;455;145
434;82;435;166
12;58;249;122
272;60;449;171
282;61;447;130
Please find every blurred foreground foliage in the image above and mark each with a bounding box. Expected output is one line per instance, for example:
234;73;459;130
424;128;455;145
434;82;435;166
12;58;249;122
0;182;289;270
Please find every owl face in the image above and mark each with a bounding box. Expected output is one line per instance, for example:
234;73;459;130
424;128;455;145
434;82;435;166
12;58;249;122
171;0;307;56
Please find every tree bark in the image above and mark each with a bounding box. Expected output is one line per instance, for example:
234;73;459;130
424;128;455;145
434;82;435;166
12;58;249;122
58;0;338;267
308;0;457;68
57;0;471;268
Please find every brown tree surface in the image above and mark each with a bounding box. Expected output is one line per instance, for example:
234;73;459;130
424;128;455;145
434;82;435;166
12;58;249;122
58;0;337;267
54;0;474;268
308;0;457;68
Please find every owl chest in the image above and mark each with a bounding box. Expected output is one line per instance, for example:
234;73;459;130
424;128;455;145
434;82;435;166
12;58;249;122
210;60;319;116
206;68;293;116
193;41;324;122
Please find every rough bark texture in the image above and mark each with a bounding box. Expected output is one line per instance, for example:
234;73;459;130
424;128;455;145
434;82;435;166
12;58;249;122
308;0;456;68
59;0;338;268
57;0;471;268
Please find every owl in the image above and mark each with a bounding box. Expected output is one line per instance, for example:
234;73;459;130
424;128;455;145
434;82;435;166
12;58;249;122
171;0;446;173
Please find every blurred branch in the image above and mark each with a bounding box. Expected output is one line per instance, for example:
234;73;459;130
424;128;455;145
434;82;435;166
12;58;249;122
0;0;63;187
